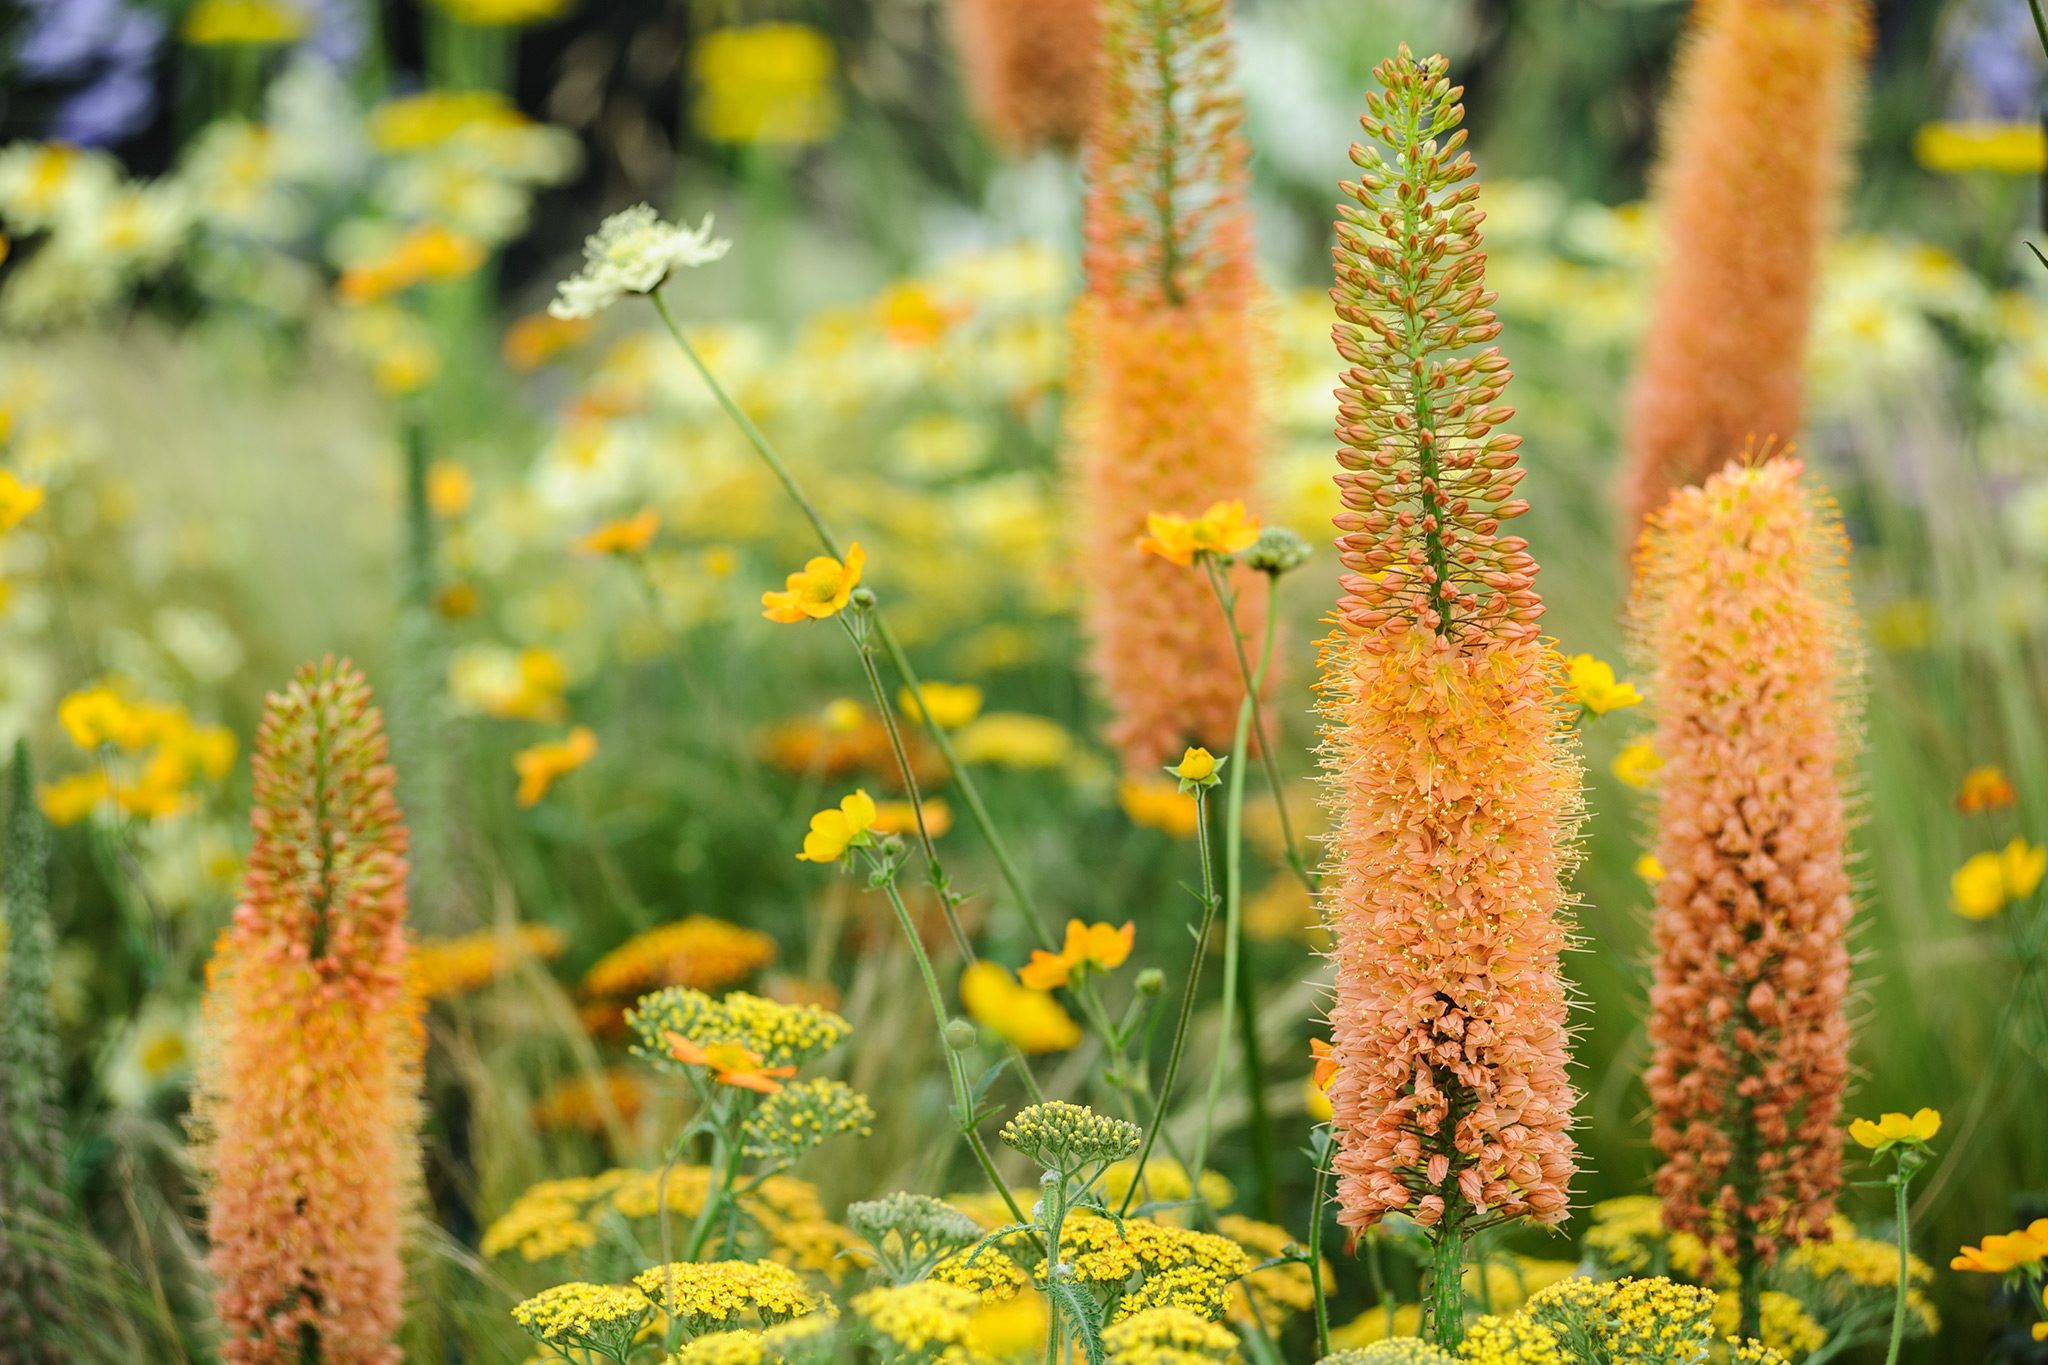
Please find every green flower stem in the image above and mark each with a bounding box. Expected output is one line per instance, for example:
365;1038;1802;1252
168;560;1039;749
1202;559;1315;893
651;291;1055;951
1427;1219;1466;1350
1883;1169;1910;1365
1119;786;1220;1217
871;863;1039;1241
1307;1131;1334;1358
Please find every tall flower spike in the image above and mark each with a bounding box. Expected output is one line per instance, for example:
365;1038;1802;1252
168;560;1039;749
1633;456;1860;1314
192;659;423;1363
1074;0;1266;770
1616;0;1869;536
950;0;1101;154
1318;47;1581;1342
2;742;75;1363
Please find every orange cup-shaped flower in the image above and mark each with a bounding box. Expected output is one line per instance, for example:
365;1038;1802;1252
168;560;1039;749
1633;457;1862;1273
192;659;423;1362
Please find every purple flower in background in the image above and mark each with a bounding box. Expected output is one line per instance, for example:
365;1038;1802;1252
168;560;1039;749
15;0;165;145
1944;0;2046;120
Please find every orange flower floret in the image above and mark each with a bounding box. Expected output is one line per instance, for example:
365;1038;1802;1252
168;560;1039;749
1956;764;2017;813
762;542;866;622
1952;1219;2048;1274
1019;919;1135;990
1136;500;1261;568
1616;0;1868;535
949;0;1100;154
1074;0;1267;770
577;508;661;555
663;1031;797;1094
192;659;422;1363
1633;457;1861;1268
1317;48;1581;1243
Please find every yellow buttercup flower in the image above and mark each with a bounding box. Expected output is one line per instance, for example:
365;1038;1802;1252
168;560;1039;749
959;962;1081;1053
514;726;597;807
1848;1108;1940;1152
1566;653;1642;715
576;507;660;556
1136;500;1261;567
0;469;44;531
1018;919;1135;990
1169;746;1222;792
796;789;877;863
1612;739;1663;788
762;542;865;622
951;712;1072;768
1914;120;2047;176
1951;838;2047;920
1953;1218;2048;1274
897;681;983;729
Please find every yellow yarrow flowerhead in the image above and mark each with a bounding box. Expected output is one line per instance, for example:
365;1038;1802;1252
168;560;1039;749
1566;653;1643;715
182;0;307;45
1136;499;1262;567
549;204;731;319
1000;1099;1142;1172
897;681;983;729
1018;918;1135;990
795;789;877;862
853;1281;976;1355
1914;120;2047;176
0;468;45;531
510;1282;651;1358
1101;1305;1238;1360
1848;1108;1940;1153
632;1259;821;1331
1612;739;1664;788
762;542;866;623
577;507;661;555
513;725;597;807
959;962;1081;1053
1951;837;2048;919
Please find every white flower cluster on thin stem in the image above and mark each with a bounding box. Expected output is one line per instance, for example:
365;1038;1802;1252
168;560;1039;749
548;204;730;319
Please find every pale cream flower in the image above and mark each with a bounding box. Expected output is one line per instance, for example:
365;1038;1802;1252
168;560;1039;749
549;205;731;319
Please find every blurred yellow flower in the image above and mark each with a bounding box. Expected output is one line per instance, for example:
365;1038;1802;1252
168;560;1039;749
1612;739;1663;788
427;461;475;518
1956;764;2017;813
1951;838;2047;919
412;924;567;1001
514;726;597;807
182;0;307;45
39;771;109;826
436;583;482;619
797;789;877;863
1118;775;1198;839
1914;121;2047;176
454;646;568;722
959;962;1081;1053
1566;654;1642;715
577;508;661;556
0;469;44;531
503;311;592;371
426;0;573;26
369;91;524;154
897;681;983;729
951;713;1071;769
1635;852;1666;883
762;542;865;622
871;798;952;839
338;225;486;304
1848;1108;1940;1151
1137;500;1261;567
1018;919;1134;990
692;24;842;146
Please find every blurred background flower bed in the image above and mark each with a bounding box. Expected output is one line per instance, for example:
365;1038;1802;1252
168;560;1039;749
3;0;2048;1362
